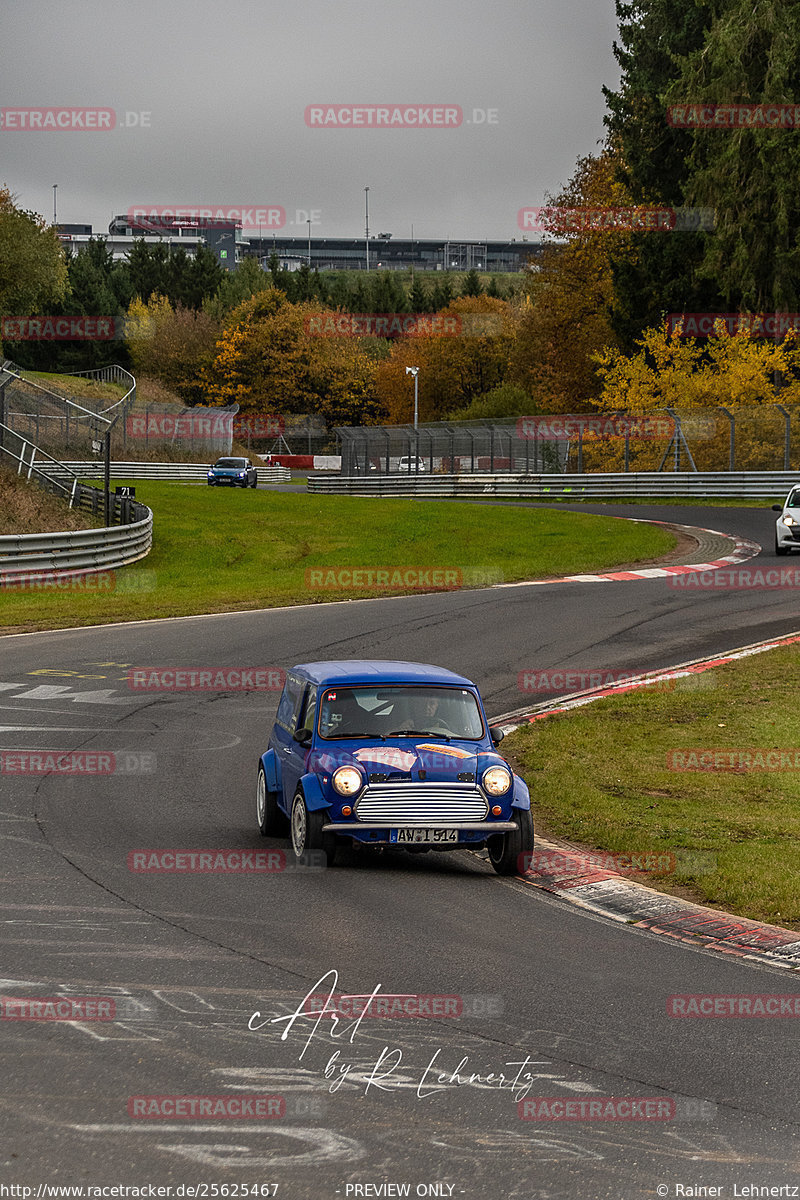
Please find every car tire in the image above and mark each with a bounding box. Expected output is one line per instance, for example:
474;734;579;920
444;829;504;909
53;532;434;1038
290;789;337;866
776;535;789;556
256;765;288;837
487;807;534;876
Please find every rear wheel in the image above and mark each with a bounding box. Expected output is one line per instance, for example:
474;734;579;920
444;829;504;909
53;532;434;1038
488;808;534;876
290;790;337;866
256;765;288;837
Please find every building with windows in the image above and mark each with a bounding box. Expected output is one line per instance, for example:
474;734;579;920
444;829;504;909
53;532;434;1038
247;234;541;273
56;218;542;274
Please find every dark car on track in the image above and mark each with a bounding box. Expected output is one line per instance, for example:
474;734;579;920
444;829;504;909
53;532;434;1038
256;659;534;873
207;457;258;488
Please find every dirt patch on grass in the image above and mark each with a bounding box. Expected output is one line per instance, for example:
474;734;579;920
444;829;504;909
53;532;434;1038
0;467;99;535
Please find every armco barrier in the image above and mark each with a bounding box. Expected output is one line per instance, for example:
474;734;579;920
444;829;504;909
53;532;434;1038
306;471;800;499
0;506;153;579
48;462;292;483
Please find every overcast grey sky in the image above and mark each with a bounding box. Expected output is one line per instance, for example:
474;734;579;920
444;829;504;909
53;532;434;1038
2;0;621;242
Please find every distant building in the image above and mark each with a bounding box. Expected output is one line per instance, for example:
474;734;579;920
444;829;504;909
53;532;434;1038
248;235;541;273
55;217;542;274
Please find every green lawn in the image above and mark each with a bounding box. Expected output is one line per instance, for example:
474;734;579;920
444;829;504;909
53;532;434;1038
0;483;675;631
505;644;800;928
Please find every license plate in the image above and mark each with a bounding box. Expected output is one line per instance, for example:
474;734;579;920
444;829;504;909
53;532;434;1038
394;828;459;844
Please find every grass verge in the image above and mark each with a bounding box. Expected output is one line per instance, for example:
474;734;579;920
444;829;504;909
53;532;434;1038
504;644;800;929
0;483;675;631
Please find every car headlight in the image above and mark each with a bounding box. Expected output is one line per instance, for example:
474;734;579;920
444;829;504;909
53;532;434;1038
332;766;363;796
482;765;512;796
238;471;246;477
783;515;796;526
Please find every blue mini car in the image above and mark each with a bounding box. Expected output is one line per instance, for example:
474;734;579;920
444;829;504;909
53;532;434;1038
207;457;258;488
256;660;533;873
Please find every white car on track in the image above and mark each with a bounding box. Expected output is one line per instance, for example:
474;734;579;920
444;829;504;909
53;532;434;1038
772;486;800;555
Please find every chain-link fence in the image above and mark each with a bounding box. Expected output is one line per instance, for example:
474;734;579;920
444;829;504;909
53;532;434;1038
336;419;570;476
0;364;114;462
122;404;239;458
336;408;800;475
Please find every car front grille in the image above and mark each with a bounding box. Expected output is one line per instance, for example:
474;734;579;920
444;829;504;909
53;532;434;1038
355;781;488;823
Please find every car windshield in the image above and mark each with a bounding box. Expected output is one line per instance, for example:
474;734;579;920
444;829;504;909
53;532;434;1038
214;458;246;468
317;685;484;740
787;489;800;508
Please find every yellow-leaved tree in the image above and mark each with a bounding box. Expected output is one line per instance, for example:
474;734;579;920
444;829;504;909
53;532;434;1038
204;289;383;425
589;320;800;470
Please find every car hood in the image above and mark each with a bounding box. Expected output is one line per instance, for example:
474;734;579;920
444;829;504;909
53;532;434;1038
210;466;245;474
311;741;505;781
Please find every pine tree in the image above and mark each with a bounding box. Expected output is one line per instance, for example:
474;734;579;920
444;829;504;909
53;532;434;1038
409;277;430;313
671;0;800;310
460;268;483;297
603;0;718;344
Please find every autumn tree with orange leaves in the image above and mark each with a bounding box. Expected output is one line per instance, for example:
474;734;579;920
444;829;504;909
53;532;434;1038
511;148;636;413
374;296;516;424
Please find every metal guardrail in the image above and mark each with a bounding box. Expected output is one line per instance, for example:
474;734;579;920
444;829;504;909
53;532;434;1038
307;471;800;499
62;364;137;426
0;506;153;579
49;461;293;483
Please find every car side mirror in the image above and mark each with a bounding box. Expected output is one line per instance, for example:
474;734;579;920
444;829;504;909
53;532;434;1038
772;505;784;512
293;728;313;747
489;726;505;746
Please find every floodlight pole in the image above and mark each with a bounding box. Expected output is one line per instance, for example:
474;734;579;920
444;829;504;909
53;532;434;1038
405;366;419;431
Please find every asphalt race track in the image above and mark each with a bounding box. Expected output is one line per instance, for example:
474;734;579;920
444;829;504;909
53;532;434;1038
2;502;800;1200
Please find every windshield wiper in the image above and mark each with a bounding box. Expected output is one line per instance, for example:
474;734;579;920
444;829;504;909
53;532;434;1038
385;729;451;741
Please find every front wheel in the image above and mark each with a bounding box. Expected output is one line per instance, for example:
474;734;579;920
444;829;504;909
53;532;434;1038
776;535;789;556
290;790;337;866
488;807;534;876
256;765;288;837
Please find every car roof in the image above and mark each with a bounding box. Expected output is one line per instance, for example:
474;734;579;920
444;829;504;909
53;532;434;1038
289;660;476;688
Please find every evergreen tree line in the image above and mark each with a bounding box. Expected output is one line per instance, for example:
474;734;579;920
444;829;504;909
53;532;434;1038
603;0;800;348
